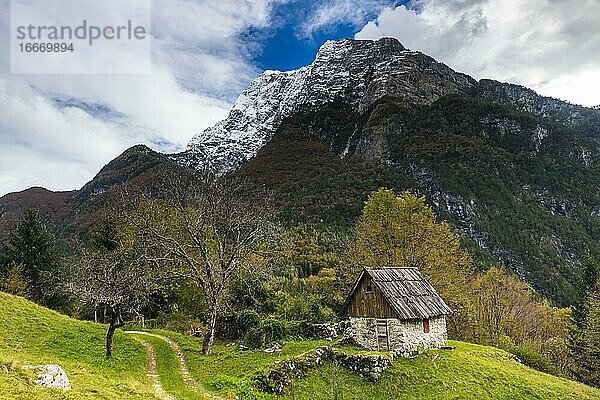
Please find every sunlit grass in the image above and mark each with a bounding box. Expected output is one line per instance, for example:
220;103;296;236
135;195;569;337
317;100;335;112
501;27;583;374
0;291;156;399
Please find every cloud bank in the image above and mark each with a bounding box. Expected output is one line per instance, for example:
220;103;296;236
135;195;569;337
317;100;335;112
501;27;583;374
300;0;400;37
356;0;600;107
0;0;276;196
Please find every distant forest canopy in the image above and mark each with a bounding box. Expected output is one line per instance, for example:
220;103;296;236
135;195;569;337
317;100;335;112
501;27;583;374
2;184;599;384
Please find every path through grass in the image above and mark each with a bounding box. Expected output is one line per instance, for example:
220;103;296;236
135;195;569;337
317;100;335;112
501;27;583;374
126;331;224;400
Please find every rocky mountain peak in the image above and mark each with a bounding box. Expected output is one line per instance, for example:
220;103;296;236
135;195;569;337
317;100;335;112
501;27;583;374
313;37;406;65
184;37;476;174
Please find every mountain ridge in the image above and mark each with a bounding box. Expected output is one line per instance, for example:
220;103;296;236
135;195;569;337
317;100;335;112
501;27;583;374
1;37;599;305
183;37;476;174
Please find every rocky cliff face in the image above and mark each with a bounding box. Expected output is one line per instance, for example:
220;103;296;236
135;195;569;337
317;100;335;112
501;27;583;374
478;79;600;140
184;38;476;174
185;38;600;175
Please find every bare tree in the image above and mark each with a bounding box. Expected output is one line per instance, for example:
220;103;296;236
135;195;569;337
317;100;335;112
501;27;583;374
130;172;275;354
67;217;155;358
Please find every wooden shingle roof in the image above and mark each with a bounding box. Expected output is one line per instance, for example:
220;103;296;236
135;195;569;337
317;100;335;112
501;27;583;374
343;267;452;320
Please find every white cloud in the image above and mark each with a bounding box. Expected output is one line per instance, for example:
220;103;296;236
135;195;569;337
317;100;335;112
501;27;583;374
300;0;396;37
356;0;600;107
0;0;278;196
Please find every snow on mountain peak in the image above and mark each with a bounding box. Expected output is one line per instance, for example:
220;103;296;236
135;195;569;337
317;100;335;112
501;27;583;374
185;37;475;174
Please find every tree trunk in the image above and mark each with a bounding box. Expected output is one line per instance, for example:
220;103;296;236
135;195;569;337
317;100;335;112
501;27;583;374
105;313;125;358
202;307;218;355
106;319;117;358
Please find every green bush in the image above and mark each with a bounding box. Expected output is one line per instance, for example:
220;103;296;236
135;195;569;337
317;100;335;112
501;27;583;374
262;318;286;344
245;326;266;348
498;336;554;375
239;310;261;333
245;318;287;348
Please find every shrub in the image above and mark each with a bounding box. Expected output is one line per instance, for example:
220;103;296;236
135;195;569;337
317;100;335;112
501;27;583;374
239;310;261;334
498;336;554;375
245;326;266;348
261;318;286;344
245;318;287;348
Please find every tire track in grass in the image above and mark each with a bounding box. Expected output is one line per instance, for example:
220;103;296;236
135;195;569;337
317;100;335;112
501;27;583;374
126;331;223;400
129;335;176;400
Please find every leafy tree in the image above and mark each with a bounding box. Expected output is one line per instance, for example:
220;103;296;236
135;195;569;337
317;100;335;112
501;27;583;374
471;267;570;376
345;188;473;333
348;189;472;275
1;208;61;307
68;216;155;358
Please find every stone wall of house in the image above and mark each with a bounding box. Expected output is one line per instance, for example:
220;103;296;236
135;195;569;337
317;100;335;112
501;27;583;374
348;317;379;349
387;316;447;354
348;316;447;355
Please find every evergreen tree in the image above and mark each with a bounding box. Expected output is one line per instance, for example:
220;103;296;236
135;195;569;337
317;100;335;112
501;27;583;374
577;252;600;306
1;208;60;306
569;279;600;387
569;252;600;386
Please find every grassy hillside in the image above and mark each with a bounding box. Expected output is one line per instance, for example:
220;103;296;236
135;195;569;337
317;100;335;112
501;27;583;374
286;341;600;400
0;291;155;399
1;292;599;399
157;332;600;400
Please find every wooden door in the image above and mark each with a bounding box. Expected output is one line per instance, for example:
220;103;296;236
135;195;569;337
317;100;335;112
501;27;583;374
376;319;389;350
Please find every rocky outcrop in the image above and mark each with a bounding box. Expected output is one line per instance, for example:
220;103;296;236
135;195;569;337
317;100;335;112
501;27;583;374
478;79;600;139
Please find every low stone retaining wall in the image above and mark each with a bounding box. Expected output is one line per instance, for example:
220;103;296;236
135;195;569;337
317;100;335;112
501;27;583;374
254;346;392;395
293;321;349;341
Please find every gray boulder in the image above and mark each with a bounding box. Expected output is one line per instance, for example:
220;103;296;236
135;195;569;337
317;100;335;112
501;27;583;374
24;364;71;390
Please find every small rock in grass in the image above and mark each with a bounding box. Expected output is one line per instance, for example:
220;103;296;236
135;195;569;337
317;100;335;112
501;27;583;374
23;365;71;390
264;343;282;353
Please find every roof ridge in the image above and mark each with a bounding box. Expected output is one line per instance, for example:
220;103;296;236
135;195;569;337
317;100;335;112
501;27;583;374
344;266;452;319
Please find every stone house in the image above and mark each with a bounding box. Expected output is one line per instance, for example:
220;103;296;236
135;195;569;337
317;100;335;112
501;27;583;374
342;267;451;354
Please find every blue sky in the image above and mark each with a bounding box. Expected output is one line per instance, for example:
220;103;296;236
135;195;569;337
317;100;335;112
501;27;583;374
247;0;405;71
1;0;599;196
